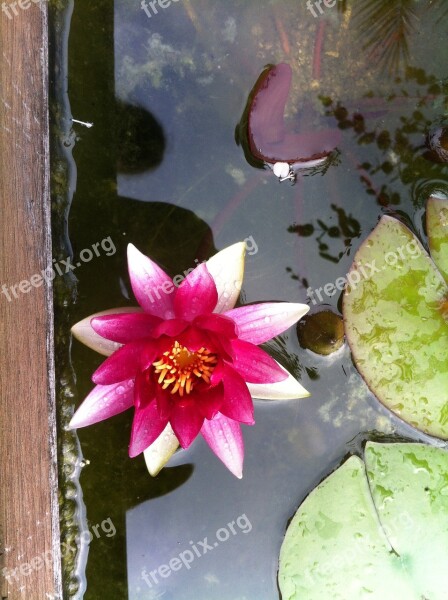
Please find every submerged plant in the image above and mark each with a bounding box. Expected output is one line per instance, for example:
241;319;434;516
354;0;418;74
235;63;341;183
70;242;309;478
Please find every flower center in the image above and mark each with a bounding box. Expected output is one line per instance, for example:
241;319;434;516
152;341;218;397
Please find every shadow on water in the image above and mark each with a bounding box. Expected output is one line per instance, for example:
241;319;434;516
60;2;215;597
115;100;166;174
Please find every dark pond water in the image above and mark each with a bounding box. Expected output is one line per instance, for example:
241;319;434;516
53;0;448;598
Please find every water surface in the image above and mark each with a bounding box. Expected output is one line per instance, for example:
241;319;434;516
58;1;448;597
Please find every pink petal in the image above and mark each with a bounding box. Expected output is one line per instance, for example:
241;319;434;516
69;381;134;429
201;414;244;478
127;244;175;319
72;307;143;357
194;313;238;339
134;369;157;409
248;360;310;400
174;263;218;320
129;401;168;457
206;331;234;362
153;318;188;338
191;383;224;420
154;386;174;421
229;339;287;384
169;399;205;448
212;362;255;424
91;312;162;344
177;326;214;353
92;340;157;385
226;302;309;344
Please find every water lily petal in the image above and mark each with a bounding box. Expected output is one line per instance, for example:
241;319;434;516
192;382;225;420
92;340;157;385
201;414;244;479
206;242;246;313
129;401;168;458
143;424;180;476
170;400;205;448
127;244;175;319
154;386;174;421
226;302;309;344
134;369;157;409
71;307;142;356
248;362;310;399
153;318;189;338
213;362;255;424
91;312;162;344
206;331;234;363
174;263;218;320
69;381;134;429
194;312;238;339
177;326;213;353
230;339;287;383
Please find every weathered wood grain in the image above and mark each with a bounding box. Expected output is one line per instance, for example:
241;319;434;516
0;3;62;599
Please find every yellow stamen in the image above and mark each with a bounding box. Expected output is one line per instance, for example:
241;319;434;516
152;341;218;396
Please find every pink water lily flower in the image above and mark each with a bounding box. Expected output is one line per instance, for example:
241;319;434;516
70;242;309;478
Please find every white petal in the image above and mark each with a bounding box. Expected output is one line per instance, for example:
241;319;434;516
248;362;310;400
206;242;246;314
71;307;143;356
143;424;180;476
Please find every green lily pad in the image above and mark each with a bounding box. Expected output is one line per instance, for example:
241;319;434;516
365;442;448;599
427;196;448;282
343;210;448;439
278;442;448;600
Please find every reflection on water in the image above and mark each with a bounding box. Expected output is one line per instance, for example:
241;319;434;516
58;0;448;597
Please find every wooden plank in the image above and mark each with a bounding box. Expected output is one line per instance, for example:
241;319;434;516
0;2;62;599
